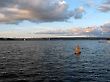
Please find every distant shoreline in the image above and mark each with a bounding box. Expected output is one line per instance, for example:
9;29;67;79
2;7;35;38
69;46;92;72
0;37;110;41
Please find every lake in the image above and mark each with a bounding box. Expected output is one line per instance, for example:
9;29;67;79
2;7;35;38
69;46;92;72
1;40;110;82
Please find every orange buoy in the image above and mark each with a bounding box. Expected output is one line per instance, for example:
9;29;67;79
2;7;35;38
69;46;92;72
74;45;81;55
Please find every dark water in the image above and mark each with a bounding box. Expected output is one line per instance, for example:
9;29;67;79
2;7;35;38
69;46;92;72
1;40;110;82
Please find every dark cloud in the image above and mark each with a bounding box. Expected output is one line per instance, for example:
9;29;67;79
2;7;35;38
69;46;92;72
0;0;15;7
0;0;85;23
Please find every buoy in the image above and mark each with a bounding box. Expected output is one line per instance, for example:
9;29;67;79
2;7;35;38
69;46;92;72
74;45;81;55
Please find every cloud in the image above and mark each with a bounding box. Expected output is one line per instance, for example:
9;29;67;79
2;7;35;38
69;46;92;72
98;0;110;12
99;22;110;37
35;29;70;36
74;6;85;19
0;0;85;23
35;22;110;37
35;27;100;37
101;21;110;32
82;22;110;37
84;0;96;7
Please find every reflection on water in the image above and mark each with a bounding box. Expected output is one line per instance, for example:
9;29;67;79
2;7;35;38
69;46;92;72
0;40;110;82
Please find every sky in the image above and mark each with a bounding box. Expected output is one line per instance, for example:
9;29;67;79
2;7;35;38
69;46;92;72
0;0;110;38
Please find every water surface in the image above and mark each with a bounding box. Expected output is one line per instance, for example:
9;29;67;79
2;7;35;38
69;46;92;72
1;40;110;82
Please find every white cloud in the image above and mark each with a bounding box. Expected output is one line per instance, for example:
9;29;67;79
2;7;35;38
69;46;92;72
98;0;110;12
1;21;110;38
34;22;110;37
101;21;110;32
74;6;85;19
84;0;96;7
